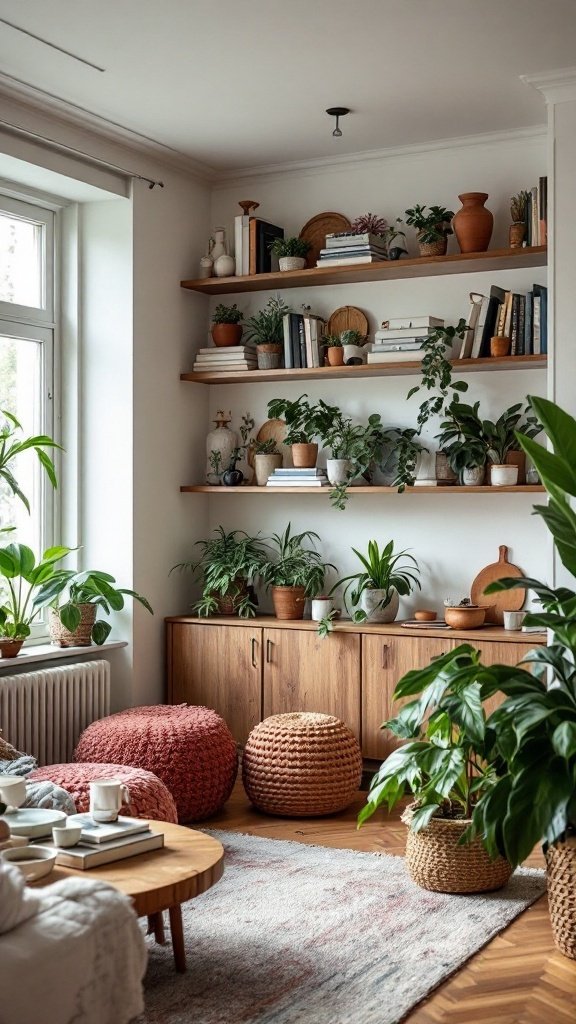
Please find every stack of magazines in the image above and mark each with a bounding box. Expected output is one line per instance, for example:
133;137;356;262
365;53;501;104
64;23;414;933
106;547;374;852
41;814;164;869
266;468;328;488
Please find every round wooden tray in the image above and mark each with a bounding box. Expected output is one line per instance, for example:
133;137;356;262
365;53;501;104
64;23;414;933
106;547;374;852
299;212;351;268
470;545;525;624
327;305;369;338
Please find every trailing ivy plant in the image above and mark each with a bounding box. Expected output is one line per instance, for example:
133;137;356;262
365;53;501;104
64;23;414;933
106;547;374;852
406;320;469;433
379;427;428;491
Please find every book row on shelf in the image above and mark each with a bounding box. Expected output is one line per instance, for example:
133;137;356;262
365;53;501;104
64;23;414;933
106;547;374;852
461;283;547;359
234;213;283;276
519;177;547;248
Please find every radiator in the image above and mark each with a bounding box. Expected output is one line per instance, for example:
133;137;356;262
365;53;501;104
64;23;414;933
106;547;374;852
0;660;110;765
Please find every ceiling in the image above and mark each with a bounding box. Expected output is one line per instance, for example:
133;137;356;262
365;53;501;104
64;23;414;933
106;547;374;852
0;0;574;175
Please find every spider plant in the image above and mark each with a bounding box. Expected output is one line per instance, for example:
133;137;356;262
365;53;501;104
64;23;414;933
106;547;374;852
329;540;420;621
259;523;335;595
171;527;267;618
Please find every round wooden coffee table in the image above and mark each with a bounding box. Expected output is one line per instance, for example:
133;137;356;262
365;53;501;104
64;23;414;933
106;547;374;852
33;821;224;972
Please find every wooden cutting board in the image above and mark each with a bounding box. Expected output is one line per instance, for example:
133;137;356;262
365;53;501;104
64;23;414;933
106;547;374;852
327;305;369;338
470;545;525;624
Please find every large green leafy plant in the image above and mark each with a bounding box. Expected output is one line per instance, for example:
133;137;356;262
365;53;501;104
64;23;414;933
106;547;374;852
267;395;340;445
45;569;153;644
0;410;61;521
330;540;420;621
0;543;72;639
321;412;388;509
172;527;267;618
244;296;290;346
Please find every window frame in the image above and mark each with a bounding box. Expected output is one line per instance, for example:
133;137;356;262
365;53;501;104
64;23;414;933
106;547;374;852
0;194;55;325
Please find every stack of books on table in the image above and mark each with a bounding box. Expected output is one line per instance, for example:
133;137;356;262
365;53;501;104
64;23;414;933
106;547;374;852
367;316;444;364
40;814;164;869
316;232;389;267
266;468;329;488
193;346;257;372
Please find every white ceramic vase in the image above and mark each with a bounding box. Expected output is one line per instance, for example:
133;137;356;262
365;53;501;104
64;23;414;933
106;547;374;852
214;254;236;278
206;414;238;484
343;344;367;365
326;458;353;486
490;464;518;487
311;597;334;622
210;227;227;262
462;465;485;486
360;588;400;623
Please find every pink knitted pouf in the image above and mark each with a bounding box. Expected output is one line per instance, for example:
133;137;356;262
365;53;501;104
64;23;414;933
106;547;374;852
74;705;238;822
29;762;178;822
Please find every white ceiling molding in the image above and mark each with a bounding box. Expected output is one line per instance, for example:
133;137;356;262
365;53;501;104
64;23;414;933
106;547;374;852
212;125;548;190
0;71;216;183
521;67;576;104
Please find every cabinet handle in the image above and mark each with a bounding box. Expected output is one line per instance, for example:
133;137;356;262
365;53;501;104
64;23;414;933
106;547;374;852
266;638;273;663
381;643;389;668
250;637;257;668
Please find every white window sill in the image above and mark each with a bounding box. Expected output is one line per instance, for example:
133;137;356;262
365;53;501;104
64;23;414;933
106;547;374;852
0;641;127;672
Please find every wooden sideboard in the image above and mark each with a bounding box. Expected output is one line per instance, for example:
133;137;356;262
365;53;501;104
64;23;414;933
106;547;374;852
165;616;546;761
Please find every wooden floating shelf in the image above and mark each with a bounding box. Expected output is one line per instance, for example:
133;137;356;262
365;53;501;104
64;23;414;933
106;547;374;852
181;485;545;495
181;354;546;385
181;246;547;295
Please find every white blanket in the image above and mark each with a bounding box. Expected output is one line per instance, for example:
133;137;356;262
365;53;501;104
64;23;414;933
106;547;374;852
0;863;147;1024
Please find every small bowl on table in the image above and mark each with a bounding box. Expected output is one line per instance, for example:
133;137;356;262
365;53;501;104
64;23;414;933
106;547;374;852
444;605;487;629
1;844;56;882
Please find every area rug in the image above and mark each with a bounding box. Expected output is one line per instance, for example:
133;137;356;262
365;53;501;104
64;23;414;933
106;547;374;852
139;830;546;1024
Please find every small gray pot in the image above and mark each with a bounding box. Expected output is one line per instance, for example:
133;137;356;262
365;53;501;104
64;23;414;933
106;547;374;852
360;588;400;623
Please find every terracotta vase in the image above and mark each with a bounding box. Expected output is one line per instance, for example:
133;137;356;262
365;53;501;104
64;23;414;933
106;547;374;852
453;193;493;253
271;585;306;620
490;335;511;357
327;347;344;366
291;443;318;468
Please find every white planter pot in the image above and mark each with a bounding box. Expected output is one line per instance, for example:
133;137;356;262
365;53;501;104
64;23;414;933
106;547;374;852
343;344;367;365
490;464;518;487
326;458;353;486
462;465;485;486
311;598;334;622
279;256;306;272
360;588;400;623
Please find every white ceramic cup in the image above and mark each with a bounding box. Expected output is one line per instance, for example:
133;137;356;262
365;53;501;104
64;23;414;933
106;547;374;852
52;825;83;848
503;610;526;630
0;776;27;811
89;779;130;823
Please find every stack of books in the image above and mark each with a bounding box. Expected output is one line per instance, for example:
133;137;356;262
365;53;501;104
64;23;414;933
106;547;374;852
234;213;284;275
316;232;389;267
41;814;164;869
193;346;257;372
523;177;548;247
367;316;443;364
266;468;329;488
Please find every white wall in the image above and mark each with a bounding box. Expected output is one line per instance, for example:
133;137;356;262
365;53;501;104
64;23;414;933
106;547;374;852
206;133;550;616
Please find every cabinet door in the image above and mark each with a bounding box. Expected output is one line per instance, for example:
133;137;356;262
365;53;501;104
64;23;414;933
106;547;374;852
362;634;452;760
168;623;262;744
472;639;544;716
263;628;361;739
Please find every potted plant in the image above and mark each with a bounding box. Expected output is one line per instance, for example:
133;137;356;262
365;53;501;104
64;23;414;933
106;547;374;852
267;394;339;468
244;296;291;369
321;413;388;509
322;334;345;367
0;409;61;525
0;542;73;656
260;523;336;620
403;204;455;257
436;398;488;485
210;303;243;347
339;329;368;365
171;527;267;618
270;237;311;272
329;540;420;623
44;568;153;646
252;438;283;487
509;190;530;248
357;645;513;893
378;427;428;491
483;402;540;486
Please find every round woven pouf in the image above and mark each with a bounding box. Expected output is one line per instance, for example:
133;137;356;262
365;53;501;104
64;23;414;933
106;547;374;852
74;705;238;823
29;762;178;822
242;712;362;817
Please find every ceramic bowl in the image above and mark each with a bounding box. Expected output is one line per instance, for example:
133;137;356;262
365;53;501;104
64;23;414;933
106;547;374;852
1;844;57;881
444;605;486;629
414;609;437;621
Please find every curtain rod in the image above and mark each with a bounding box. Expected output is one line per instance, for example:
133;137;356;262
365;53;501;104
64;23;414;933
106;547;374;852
0;118;164;189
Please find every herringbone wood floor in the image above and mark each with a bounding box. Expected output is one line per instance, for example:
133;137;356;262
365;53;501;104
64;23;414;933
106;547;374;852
210;782;576;1023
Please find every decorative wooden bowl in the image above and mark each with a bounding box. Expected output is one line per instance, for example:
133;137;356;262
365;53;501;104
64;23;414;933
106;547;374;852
444;605;487;629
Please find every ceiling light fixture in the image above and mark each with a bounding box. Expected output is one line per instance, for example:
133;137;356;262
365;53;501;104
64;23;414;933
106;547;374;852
326;107;350;138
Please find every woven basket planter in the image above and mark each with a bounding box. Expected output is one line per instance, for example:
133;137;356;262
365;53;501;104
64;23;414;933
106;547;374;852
546;838;576;959
401;804;513;893
417;237;448;257
242;712;362;817
49;604;96;647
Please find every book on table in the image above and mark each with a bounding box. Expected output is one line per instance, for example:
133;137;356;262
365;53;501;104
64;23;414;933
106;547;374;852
66;813;151;844
40;829;164;869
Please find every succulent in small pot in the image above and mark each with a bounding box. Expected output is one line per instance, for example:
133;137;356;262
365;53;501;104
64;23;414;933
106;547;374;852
270;236;311;272
211;303;243;347
252;438;283;486
329;539;420;622
403;204;455;256
244;296;290;368
259;523;336;621
46;569;153;646
171;527;267;618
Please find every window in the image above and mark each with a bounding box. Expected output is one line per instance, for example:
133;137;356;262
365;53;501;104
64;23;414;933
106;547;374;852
0;194;57;637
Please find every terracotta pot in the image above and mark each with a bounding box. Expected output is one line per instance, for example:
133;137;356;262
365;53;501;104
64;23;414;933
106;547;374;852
272;585;306;620
211;323;243;347
453;193;493;253
490;464;519;487
444;605;486;629
360;588;399;623
291;443;318;468
0;639;24;658
49;604;96;647
490;335;511;357
254;452;283;486
327;347;344;366
417;235;447;257
509;222;526;248
435;451;457;486
256;344;282;370
505;449;526;484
